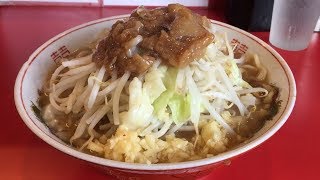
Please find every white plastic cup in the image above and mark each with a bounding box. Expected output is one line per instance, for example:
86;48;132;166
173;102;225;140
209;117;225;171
269;0;320;51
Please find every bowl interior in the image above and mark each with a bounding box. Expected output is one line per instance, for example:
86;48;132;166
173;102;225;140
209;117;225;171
14;15;296;170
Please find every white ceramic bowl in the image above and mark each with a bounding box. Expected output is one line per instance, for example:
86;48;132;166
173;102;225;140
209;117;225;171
14;15;296;179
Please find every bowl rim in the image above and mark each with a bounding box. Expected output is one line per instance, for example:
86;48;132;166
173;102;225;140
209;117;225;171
14;14;297;171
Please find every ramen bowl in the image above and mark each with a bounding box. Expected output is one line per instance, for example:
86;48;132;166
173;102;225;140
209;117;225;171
14;15;296;179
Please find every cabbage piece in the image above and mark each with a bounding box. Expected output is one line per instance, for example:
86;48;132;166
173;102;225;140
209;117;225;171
143;67;167;103
168;93;191;123
153;67;193;123
152;67;178;121
120;78;153;130
153;91;191;124
163;67;178;90
225;60;251;88
153;90;173;121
